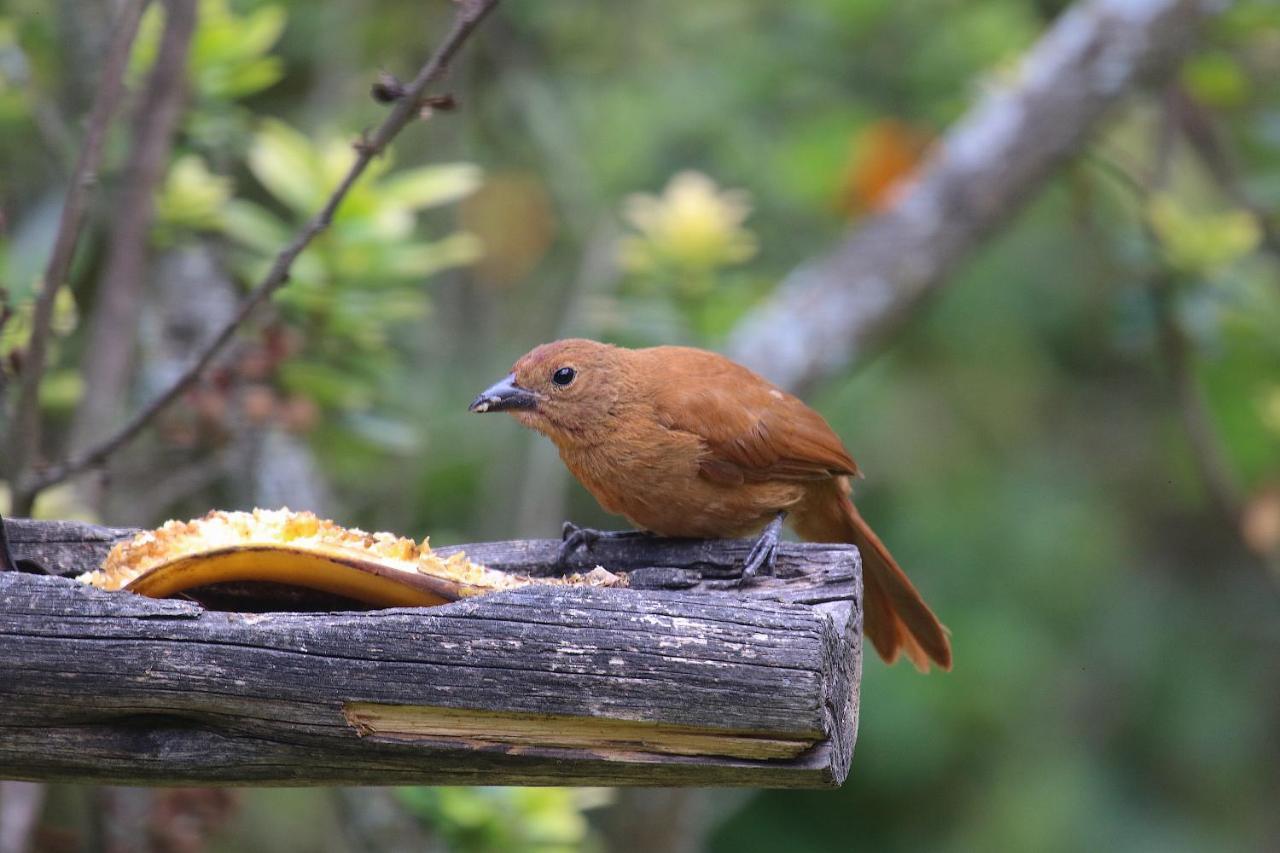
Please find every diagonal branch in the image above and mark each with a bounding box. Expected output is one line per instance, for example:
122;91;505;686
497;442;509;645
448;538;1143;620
726;0;1223;393
21;0;502;500
7;0;151;501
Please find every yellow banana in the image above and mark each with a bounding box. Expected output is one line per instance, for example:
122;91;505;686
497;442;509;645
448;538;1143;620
79;508;621;606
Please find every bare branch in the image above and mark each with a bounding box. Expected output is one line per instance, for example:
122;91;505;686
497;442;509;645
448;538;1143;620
7;0;151;506
24;0;503;497
69;0;199;465
726;0;1222;392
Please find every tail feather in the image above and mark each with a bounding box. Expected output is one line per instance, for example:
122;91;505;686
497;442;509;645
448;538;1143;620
862;570;934;671
844;498;951;671
795;489;951;671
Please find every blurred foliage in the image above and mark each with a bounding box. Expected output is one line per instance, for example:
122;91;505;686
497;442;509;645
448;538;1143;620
2;0;1280;851
133;0;287;150
219;117;481;421
131;0;286;100
397;787;605;853
1147;193;1261;274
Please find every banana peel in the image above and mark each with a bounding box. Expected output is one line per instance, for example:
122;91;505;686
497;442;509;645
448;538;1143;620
78;508;624;607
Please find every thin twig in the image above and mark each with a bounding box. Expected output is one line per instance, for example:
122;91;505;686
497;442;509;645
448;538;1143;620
1090;151;1252;516
7;0;151;506
1148;270;1245;528
23;0;502;497
1145;256;1280;579
1144;94;1277;586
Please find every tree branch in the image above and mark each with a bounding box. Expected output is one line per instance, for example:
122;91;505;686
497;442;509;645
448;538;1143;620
23;0;502;498
726;0;1222;392
7;0;151;508
69;0;199;469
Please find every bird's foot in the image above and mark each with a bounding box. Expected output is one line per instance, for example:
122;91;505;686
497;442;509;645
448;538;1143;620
558;522;651;570
739;512;786;587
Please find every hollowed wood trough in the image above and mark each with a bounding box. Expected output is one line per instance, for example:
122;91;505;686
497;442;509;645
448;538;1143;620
0;518;860;787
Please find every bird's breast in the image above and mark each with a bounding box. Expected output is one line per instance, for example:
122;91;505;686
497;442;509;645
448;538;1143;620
556;431;806;539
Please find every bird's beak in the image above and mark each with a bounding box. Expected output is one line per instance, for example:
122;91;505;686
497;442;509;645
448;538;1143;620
469;373;538;413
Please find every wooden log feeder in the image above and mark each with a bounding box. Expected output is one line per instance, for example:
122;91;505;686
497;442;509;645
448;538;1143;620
0;518;861;788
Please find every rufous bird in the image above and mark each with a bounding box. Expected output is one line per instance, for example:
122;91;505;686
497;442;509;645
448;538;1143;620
470;339;951;671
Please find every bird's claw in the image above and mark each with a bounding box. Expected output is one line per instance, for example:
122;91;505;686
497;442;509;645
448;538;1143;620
558;522;652;570
739;512;786;587
559;521;601;567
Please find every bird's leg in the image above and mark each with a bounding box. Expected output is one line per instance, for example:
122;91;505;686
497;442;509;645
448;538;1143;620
740;512;787;586
558;521;652;569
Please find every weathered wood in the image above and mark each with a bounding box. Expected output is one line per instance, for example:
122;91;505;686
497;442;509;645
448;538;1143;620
0;518;860;788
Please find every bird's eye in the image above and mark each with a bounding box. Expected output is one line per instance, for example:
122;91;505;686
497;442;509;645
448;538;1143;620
552;367;576;387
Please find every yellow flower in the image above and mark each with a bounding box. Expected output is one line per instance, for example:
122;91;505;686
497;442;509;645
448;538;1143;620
620;171;757;284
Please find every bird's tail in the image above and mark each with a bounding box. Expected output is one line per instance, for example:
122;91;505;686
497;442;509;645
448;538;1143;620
797;491;951;672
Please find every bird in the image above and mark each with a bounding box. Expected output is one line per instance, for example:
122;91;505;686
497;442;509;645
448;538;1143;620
469;338;951;671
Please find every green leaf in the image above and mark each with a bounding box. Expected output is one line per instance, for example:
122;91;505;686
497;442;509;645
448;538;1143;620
279;361;372;409
379;164;484;210
383;233;483;278
1147;194;1261;274
248;119;324;213
220;199;290;253
38;369;83;411
236;5;287;59
1183;51;1250;110
211;56;284;99
126;5;164;84
155;155;232;232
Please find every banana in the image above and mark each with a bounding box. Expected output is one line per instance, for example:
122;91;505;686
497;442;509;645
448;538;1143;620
79;508;622;606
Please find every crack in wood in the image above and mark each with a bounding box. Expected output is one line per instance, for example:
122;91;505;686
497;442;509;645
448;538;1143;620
341;702;820;761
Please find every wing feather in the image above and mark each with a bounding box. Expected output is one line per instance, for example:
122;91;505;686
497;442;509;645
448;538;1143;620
642;347;858;483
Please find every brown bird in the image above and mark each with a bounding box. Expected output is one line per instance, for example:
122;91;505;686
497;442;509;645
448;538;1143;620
470;339;951;671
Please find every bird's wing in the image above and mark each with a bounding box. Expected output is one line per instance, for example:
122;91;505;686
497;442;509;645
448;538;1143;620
644;348;859;485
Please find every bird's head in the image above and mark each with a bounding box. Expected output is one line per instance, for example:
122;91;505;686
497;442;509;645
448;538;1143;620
469;339;629;444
